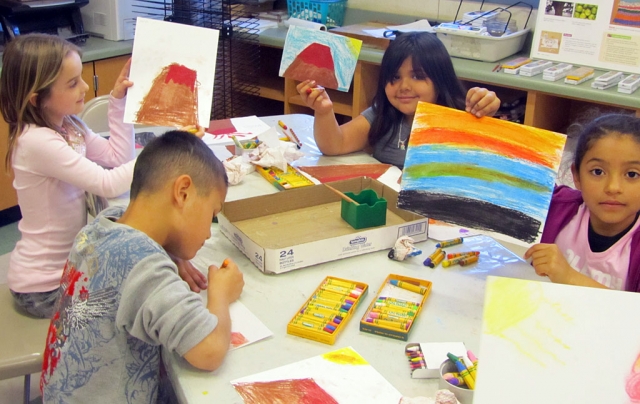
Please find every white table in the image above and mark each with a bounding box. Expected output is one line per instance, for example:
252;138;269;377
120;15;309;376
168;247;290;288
161;114;543;403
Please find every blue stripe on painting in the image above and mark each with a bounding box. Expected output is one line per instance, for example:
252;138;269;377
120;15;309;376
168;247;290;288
404;145;557;188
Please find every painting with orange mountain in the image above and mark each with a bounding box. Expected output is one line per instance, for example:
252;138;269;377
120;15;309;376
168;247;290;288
279;25;362;92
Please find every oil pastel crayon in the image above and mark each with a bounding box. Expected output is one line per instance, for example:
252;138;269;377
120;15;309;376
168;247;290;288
436;238;463;248
406;345;421;352
289;321;335;333
371;307;415;318
442;254;474;268
378;297;420;307
410;361;426;369
422;247;443;266
312;292;355;305
374;301;419;312
309;296;353;309
445;376;466;387
447;353;475;390
324;278;362;290
290;317;337;331
365;317;412;330
443;372;461;379
409;356;425;363
299;305;344;319
460;255;479;266
277;120;288;130
368;311;411;322
390;279;427;295
319;284;362;298
293;314;339;329
430;250;446;268
221;259;230;268
467;350;478;380
305;301;351;313
302;311;342;324
446;251;480;259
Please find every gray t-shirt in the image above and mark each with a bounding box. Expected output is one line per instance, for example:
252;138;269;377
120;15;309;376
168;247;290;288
362;107;412;169
41;206;217;404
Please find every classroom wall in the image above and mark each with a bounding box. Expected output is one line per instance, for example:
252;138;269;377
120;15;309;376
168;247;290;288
346;0;539;31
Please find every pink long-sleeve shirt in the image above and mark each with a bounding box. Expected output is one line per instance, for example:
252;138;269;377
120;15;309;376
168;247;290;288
8;96;136;293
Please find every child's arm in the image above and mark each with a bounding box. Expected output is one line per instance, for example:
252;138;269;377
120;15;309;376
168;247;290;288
525;243;609;289
170;254;208;292
111;58;133;99
465;87;501;118
183;259;244;371
297;80;370;155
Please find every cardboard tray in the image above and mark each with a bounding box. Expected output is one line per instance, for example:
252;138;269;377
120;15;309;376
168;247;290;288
287;276;369;345
359;274;432;341
217;177;428;274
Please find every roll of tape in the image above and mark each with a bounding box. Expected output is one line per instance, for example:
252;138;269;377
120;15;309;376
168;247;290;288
285;17;327;31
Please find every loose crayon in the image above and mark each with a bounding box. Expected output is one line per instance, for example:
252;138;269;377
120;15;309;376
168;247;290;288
446;251;480;259
447;353;475;390
460;255;479;266
277;120;288;130
390;279;427;295
445;376;466;387
430;250;446;268
220;259;230;268
436;238;463;248
423;247;443;266
288;128;302;148
442;255;473;268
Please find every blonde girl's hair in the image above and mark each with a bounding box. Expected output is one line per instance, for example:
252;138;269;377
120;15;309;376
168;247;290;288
0;33;86;171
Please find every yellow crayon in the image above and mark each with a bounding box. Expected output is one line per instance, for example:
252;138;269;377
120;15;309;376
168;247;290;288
372;307;415;318
432;250;446;267
460;255;479;266
324;278;361;290
365;317;411;330
436;238;463;248
390;279;427;295
446;251;480;259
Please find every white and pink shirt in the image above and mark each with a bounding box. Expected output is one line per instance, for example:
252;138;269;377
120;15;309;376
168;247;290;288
555;203;640;290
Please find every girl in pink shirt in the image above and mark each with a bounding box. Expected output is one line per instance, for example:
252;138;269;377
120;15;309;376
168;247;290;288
525;114;640;291
0;34;136;317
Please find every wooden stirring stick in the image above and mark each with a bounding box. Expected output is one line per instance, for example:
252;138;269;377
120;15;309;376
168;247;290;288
324;183;360;206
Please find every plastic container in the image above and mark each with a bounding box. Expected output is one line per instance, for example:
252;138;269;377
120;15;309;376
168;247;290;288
438;360;474;404
286;0;347;27
435;27;530;62
340;188;386;229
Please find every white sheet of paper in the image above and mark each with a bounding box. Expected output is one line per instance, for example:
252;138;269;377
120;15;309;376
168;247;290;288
420;342;468;373
475;276;640;403
362;28;388;38
231;346;402;403
208;145;233;161
124;17;219;128
387;19;434;33
229;300;273;351
230;116;271;135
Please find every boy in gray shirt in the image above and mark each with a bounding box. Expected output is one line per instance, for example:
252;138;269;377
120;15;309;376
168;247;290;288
41;130;244;403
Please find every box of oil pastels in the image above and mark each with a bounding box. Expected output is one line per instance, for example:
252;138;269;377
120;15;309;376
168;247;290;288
404;342;468;378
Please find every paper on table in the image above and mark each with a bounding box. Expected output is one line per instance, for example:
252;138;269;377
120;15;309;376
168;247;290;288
208;145;233;161
420;342;468;372
231;116;271;135
386;19;434;33
229;300;273;351
362;28;389;38
202;116;270;146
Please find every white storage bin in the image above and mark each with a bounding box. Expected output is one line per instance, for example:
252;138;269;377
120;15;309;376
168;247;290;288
435;27;530;62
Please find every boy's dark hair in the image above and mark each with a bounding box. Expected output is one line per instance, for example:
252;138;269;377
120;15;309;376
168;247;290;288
368;32;466;147
573;114;640;170
130;130;228;199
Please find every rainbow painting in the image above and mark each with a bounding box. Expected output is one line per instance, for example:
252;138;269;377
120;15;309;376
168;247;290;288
398;103;567;245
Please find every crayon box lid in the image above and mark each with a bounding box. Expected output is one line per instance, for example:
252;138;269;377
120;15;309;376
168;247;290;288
405;342;468;378
287;276;369;345
359;274;432;341
218;177;428;275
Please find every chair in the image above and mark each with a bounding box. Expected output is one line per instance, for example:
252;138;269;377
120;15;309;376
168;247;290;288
0;285;50;404
79;95;110;133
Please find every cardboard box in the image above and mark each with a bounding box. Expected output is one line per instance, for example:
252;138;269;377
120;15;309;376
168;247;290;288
287;276;368;345
218;177;428;274
359;274;432;341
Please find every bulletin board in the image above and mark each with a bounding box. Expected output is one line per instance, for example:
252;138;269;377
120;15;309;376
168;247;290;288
531;0;640;74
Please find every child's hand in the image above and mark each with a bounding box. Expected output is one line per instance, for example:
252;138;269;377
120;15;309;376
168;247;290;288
112;58;133;99
524;243;575;284
465;87;500;118
180;125;205;139
208;259;244;304
297;80;333;115
173;256;208;292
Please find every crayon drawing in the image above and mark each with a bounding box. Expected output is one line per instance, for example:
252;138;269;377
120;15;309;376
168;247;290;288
398;103;566;246
279;25;362;92
124;18;219;128
228;301;272;351
231;346;402;403
474;276;640;404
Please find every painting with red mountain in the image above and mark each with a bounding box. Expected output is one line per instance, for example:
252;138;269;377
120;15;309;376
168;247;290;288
279;26;362;92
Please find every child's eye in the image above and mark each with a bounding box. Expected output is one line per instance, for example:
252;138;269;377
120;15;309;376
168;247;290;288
69;80;77;88
627;171;640;179
590;168;604;176
413;73;427;80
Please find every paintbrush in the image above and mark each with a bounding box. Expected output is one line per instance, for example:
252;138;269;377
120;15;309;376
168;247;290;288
324;184;360;206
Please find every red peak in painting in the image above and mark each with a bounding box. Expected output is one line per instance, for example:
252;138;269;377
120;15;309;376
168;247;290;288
298;43;334;70
165;63;197;91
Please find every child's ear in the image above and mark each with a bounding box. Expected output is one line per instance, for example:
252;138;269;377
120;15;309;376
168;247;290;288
571;163;582;191
172;175;193;208
28;93;38;108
